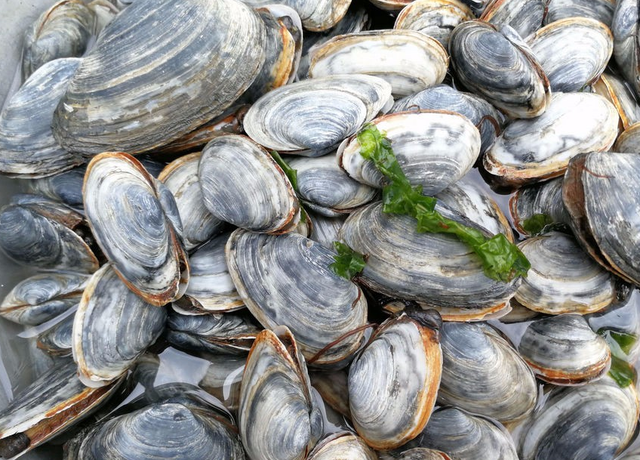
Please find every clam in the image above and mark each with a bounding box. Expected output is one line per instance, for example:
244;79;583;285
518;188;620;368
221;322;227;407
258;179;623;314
310;369;350;419
83;152;189;306
309;30;448;97
199;135;300;233
483;92;618;186
21;0;93;80
0;194;99;273
308;212;347;249
348;312;442;450
518;314;611;385
198;354;245;413
339;202;519;321
544;0;616;27
449;20;550;118
239;327;323;460
226;230;368;366
509;177;571;237
391;84;504;155
158;152;225;251
479;0;546;39
395;448;451;460
0;359;122;460
338;111;481;196
241;0;351;31
52;0;266;155
563;152;640;286
394;0;474;48
24;166;86;212
519;376;639;460
0;273;87;326
593;72;640;131
73;264;167;387
243;74;392;156
515;232;619;315
308;432;378;459
438;321;537;423
37;313;74;357
527;17;613;92
612;0;640;99
368;0;412;12
615;122;640;152
287;153;378;217
0;58;83;178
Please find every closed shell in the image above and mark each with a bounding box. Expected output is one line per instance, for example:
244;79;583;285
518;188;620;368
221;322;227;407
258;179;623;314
509;177;571;237
593;72;640;131
612;0;640;99
615;122;640;152
480;0;545;39
37;314;74;357
308;432;378;459
240;0;351;31
544;0;616;27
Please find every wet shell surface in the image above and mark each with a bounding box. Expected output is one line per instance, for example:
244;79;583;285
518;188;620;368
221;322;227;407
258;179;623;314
527;17;613;92
479;0;545;39
309;369;350;419
339;202;519;321
308;30;448;97
72;264;167;387
438;322;537;423
37;314;74;357
244;74;392;155
226;230;368;366
308;212;347;249
483;92;618;186
338;111;481;196
509;177;571;237
348;313;442;450
199;135;299;234
514;232;618;315
83;152;189;306
518;314;611;385
0;58;83;178
593;72;640;131
612;0;640;98
52;0;266;155
615;122;640;152
240;0;351;31
544;0;615;27
307;432;378;459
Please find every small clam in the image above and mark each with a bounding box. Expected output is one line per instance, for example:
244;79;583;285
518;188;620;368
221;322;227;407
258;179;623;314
509;177;571;237
244;74;392;156
24;166;86;212
593;72;640;131
479;0;546;39
241;0;351;31
37;313;74;357
612;0;640;99
544;0;616;27
308;432;378;459
449;20;550;118
348;312;442;450
83;152;189;306
239;327;323;460
518;314;611;385
309;30;448;97
338;111;481;196
615;122;640;152
483;92;618;186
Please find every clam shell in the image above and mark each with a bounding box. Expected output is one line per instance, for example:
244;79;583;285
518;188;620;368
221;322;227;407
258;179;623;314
518;314;611;385
348;313;442;450
37;313;74;357
480;0;545;39
338;111;481;196
241;0;351;31
83;152;189;306
198;354;245;413
438;322;537;423
158;152;225;251
308;30;448;97
527;17;613;92
612;0;640;99
73;264;167;387
519;377;639;460
593;72;640;131
308;432;378;459
449;20;550;119
199;135;300;234
395;448;451;460
339;202;519;321
52;0;266;155
24;166;86;212
509;177;571;236
308;212;347;249
394;0;474;48
310;369;350;419
369;0;412;12
287;153;377;217
544;0;615;27
483;92;618;186
244;74;392;155
0;58;83;178
515;232;618;315
226;230;368;366
615;122;640;152
239;327;323;460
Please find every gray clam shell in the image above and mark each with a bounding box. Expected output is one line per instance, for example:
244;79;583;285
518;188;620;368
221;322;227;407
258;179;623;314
479;0;545;39
0;273;87;326
244;74;392;155
309;30;448;97
308;212;347;249
84;153;189;306
414;408;519;460
395;448;450;460
308;432;378;459
509;177;571;236
158;152;225;252
612;0;640;99
515;232;618;315
593;72;640;131
239;327;322;460
52;0;266;155
0;58;83;178
199;135;299;234
37;313;74;356
484;92;618;186
339;202;519;321
338;111;481;196
518;314;611;385
288;153;377;216
544;0;616;27
449;20;551;119
615;122;640;152
73;264;167;387
198;354;245;412
518;377;639;460
438;322;537;423
24;166;86;212
226;230;368;366
527;17;613;93
77;401;245;459
240;0;352;31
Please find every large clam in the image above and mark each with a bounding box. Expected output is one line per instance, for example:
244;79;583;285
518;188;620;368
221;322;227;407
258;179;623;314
240;0;351;31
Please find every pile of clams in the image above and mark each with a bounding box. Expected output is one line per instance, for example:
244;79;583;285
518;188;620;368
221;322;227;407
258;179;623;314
0;0;640;458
